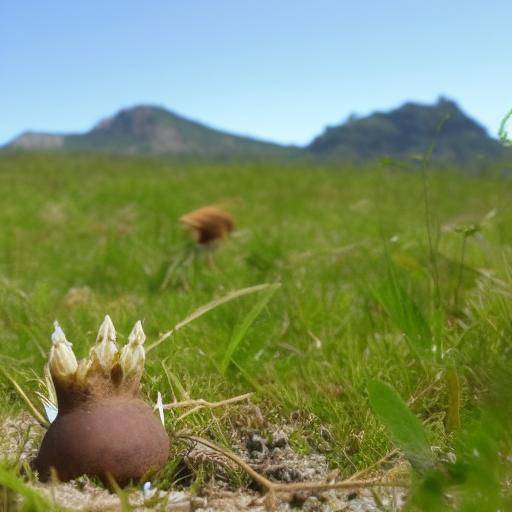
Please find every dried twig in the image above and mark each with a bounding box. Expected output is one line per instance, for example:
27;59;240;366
177;434;409;496
345;449;399;482
159;393;253;422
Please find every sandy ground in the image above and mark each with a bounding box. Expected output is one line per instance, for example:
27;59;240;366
1;413;406;511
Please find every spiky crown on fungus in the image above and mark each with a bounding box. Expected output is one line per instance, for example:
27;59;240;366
49;315;146;409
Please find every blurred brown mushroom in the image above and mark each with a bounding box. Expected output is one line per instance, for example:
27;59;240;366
180;205;234;245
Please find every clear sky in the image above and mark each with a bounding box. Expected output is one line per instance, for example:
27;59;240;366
1;1;511;146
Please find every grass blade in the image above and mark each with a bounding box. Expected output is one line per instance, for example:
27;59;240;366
0;369;49;428
445;367;461;432
371;262;433;361
220;284;280;375
368;379;433;473
147;282;280;353
0;465;58;511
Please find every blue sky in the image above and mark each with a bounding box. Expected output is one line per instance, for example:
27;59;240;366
1;1;510;146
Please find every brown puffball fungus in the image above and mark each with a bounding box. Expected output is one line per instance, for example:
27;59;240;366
34;316;169;486
180;205;234;245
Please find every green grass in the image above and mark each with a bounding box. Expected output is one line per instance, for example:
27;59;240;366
1;152;512;508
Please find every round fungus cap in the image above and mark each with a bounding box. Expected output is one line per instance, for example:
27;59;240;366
35;316;169;486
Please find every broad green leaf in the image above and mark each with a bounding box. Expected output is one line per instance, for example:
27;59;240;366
368;379;433;473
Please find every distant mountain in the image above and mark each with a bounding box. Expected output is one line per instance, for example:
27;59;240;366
308;97;503;162
5;98;505;163
6;105;293;157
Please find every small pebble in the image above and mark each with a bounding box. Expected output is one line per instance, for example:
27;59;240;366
271;447;283;459
302;496;322;511
271;430;288;448
246;432;268;454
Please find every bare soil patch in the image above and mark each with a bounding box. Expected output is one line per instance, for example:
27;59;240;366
1;414;406;511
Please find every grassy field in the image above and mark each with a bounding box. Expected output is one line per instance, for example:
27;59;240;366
1;152;512;509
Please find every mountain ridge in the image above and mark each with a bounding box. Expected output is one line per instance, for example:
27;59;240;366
307;97;502;162
5;99;505;162
7;105;294;158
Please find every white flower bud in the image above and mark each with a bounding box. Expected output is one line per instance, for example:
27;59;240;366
119;320;146;378
91;315;118;371
76;358;91;382
49;321;78;378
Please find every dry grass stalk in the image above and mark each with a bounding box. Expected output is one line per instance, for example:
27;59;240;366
177;434;409;504
147;283;280;353
0;370;49;428
161;392;253;422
